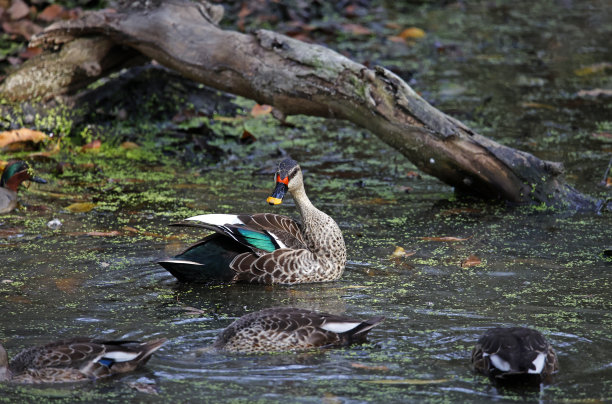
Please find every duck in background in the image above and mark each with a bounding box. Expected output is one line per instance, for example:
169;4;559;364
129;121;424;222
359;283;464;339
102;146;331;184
0;160;46;214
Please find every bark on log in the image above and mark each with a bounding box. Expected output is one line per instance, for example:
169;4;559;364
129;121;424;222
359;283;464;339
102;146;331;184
0;0;598;209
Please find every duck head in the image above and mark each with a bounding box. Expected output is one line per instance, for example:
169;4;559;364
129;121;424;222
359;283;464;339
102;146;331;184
0;161;46;192
267;158;302;205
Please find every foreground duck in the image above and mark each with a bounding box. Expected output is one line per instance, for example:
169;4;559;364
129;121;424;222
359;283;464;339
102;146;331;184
0;337;166;383
212;307;384;353
471;327;558;382
0;161;46;214
158;159;346;284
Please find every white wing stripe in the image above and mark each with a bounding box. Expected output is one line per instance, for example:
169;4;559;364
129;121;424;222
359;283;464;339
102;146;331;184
320;321;362;333
529;353;546;374
186;214;244;226
160;259;204;266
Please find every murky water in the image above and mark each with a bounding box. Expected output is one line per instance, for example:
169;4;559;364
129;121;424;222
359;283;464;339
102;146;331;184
1;0;611;402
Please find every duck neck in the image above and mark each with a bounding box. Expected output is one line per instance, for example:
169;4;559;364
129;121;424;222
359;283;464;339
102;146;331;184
0;346;11;381
291;185;316;223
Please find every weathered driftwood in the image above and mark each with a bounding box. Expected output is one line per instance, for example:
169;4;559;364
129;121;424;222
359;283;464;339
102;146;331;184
0;0;596;208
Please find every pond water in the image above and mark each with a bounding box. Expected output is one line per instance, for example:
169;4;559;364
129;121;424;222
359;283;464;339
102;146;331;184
1;0;611;402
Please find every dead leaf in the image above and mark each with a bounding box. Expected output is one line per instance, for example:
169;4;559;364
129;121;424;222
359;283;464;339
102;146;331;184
85;230;121;237
66;202;96;213
54;278;81;293
390;246;416;258
364;378;449;385
37;4;64;22
0;128;48;148
419;236;470;242
398;27;426;39
461;255;482;268
250;104;272;117
342;23;372;35
577;88;612;98
605;177;612;187
8;0;29;20
351;363;390;371
128;382;159;395
240;129;256;144
574;62;612;77
1;20;42;40
388;36;408;43
81;139;101;151
6;295;32;304
406;171;421;179
120;141;139;149
19;46;42;59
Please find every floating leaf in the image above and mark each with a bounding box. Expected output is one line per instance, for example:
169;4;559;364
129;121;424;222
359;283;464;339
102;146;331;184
406;171;421;179
364;378;449;385
342;23;372;35
605;177;612;187
461;255;482;268
250;104;272;117
85;230;121;237
398;27;426;39
66;202;96;213
419;236;470;242
351;363;390;371
81;139;102;151
54;278;81;293
120;141;140;149
128;382;158;395
574;62;612;77
390;246;416;258
6;295;32;304
0;128;48;148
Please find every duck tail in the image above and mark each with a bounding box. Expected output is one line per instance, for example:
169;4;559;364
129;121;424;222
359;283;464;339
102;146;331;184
158;234;245;283
345;316;385;343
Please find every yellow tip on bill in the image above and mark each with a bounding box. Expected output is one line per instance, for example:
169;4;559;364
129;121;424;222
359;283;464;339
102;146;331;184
267;196;282;205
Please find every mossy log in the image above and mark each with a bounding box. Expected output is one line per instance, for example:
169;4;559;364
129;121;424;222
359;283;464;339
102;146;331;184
0;0;597;209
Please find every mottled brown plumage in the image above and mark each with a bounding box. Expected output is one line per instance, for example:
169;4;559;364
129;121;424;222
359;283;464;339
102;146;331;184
159;159;346;284
0;337;166;383
213;307;384;353
471;327;558;382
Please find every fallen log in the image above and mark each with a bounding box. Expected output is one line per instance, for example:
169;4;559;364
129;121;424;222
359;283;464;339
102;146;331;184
0;0;598;209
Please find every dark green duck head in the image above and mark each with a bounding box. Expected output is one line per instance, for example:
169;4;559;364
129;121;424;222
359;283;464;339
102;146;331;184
267;158;301;205
0;161;46;192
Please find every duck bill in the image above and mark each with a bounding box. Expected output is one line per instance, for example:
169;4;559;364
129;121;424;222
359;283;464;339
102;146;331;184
267;182;288;205
30;176;47;184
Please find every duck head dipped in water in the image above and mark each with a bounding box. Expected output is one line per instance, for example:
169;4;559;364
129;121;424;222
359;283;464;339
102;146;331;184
0;161;46;214
158;158;346;284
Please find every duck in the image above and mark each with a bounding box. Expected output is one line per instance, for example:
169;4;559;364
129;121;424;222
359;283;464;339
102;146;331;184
158;158;346;284
0;337;166;384
212;307;384;353
0;160;46;214
471;327;558;382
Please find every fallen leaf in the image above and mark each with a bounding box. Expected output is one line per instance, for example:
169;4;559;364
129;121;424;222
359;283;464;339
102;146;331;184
388;35;408;43
128;382;158;395
85;230;121;237
406;171;421;179
419;236;470;242
54;278;81;293
342;23;372;35
250;104;272;117
1;20;42;40
19;46;42;59
37;4;64;21
120;141;139;149
81;139;101;151
577;88;612;98
390;246;416;258
398;27;426;39
364;378;449;385
8;0;29;20
605;177;612;187
240;129;256;144
461;255;482;268
574;62;612;77
66;202;96;213
351;363;390;371
6;295;32;304
0;128;48;148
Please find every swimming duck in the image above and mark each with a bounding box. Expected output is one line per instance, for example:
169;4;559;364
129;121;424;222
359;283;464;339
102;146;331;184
212;307;384;353
158;158;346;284
471;327;558;381
0;160;46;214
0;337;166;383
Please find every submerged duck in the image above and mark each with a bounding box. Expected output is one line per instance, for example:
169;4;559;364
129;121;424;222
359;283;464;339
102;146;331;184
212;307;384;353
158;158;346;284
0;161;46;214
471;327;558;382
0;337;166;384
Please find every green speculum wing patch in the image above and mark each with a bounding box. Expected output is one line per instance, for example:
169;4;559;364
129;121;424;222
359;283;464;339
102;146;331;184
236;228;278;252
